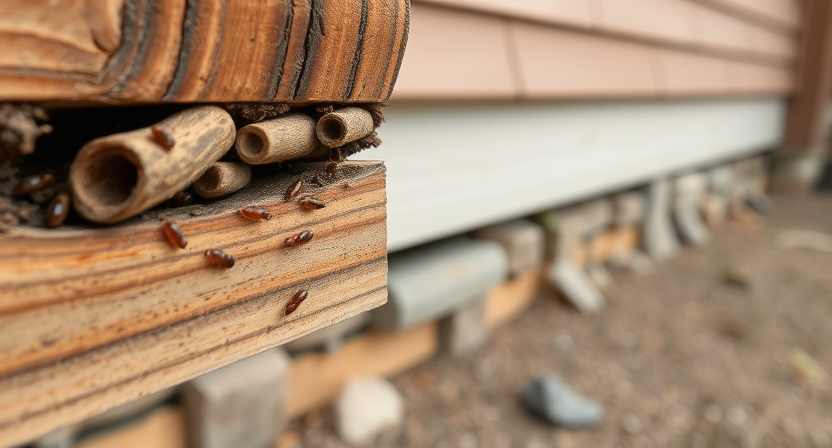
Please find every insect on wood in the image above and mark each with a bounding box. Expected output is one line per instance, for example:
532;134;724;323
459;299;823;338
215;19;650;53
239;207;271;221
299;197;326;210
162;220;188;248
13;173;56;197
285;230;313;246
284;290;309;316
205;249;235;268
45;192;71;228
151;126;175;149
167;191;192;207
285;179;304;200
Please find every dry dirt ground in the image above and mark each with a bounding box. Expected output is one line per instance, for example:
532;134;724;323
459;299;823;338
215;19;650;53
295;194;832;448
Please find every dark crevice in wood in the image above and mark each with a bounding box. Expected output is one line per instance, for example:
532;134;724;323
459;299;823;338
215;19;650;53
162;0;199;100
385;0;409;100
344;0;369;99
293;0;324;99
109;0;154;95
265;0;296;101
98;0;138;84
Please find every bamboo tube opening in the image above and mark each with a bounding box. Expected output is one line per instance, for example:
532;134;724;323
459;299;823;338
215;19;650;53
70;106;235;223
236;114;318;165
316;107;374;148
193;162;251;198
77;151;140;207
319;119;345;145
236;129;267;159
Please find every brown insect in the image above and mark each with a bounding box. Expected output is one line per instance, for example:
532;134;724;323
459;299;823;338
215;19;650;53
284;230;313;246
162;219;187;248
45;192;71;228
151;126;175;149
167;191;192;207
13;173;56;197
284;289;308;316
284;179;304;200
325;162;338;174
299;197;326;210
205;249;235;268
239;206;271;221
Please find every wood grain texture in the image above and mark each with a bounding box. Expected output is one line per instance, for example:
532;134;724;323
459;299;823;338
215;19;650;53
0;161;387;447
0;0;409;104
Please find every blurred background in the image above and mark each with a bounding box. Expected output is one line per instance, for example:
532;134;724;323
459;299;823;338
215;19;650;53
19;0;832;447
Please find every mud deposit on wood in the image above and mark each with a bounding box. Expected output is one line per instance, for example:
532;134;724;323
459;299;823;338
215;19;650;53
294;195;832;448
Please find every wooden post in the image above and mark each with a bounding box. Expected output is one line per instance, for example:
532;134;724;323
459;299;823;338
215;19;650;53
771;0;832;194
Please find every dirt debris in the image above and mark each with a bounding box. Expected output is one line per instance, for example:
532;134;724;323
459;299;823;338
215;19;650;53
291;194;832;448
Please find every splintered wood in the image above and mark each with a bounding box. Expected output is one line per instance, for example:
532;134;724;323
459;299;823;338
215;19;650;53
0;161;387;447
0;0;410;104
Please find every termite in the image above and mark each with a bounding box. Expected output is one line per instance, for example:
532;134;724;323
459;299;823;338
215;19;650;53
167;191;192;207
284;179;304;200
205;249;235;268
325;162;338;174
299;197;326;210
284;230;313;246
239;206;271;221
13;173;56;197
284;289;308;316
45;192;71;228
151;125;175;149
162;219;187;248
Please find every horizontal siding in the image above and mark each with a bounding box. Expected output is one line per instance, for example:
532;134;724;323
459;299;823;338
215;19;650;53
356;99;786;250
392;4;795;100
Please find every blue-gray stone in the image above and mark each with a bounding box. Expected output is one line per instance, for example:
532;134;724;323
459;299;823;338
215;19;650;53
521;375;604;428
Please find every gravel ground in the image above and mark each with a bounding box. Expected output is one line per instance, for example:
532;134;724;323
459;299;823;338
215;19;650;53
294;194;832;448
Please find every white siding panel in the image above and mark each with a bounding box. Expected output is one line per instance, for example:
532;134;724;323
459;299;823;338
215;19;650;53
356;98;785;251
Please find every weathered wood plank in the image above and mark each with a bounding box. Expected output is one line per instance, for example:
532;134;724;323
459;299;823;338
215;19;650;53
0;161;387;447
0;0;409;104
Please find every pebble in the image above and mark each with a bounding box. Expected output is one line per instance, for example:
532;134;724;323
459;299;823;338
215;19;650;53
727;406;748;427
520;374;604;428
334;376;404;446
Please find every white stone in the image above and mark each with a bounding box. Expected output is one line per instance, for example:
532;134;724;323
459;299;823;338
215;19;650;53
335;376;404;446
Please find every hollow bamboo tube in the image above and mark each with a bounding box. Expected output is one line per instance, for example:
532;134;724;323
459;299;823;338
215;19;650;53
316;107;374;148
70;106;235;224
193;162;251;198
236;113;318;164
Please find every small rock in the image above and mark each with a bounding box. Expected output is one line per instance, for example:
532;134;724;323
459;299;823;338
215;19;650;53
334;376;404;446
789;347;829;388
555;331;574;351
520;374;604;428
727;406;748;427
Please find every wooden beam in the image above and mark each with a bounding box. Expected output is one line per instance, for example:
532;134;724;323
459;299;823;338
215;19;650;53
0;161;387;447
0;0;410;104
781;0;832;151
